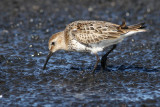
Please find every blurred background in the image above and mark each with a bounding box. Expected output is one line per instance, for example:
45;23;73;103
0;0;160;106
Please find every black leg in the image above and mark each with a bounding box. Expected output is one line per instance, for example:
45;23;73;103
101;44;117;70
92;54;100;74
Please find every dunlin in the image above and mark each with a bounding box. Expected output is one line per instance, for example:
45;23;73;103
43;20;146;73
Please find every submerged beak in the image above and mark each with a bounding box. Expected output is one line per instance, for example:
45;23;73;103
43;51;53;70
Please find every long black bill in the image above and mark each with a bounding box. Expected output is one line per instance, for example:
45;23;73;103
43;51;53;70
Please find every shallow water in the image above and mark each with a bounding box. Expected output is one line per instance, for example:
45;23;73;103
0;0;160;106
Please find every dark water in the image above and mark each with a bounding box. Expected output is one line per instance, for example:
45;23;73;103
0;0;160;106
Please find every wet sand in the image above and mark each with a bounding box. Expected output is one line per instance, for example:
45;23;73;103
0;0;160;106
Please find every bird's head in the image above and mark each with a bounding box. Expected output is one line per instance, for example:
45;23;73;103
43;31;67;70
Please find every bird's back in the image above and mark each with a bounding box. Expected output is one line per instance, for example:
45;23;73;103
64;20;146;53
65;20;119;32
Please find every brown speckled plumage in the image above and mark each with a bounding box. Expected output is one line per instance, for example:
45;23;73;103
43;20;146;72
65;21;121;44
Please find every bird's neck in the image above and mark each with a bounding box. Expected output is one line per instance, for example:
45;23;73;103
58;31;69;51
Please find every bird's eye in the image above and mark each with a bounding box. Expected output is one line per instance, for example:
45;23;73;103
51;42;55;45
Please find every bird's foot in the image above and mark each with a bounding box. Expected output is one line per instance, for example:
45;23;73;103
91;68;96;75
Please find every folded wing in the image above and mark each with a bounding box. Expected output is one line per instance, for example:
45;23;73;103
65;20;145;45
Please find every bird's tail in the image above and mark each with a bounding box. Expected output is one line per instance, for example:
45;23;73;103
118;20;147;33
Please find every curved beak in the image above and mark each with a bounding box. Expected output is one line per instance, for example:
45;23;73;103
43;51;53;70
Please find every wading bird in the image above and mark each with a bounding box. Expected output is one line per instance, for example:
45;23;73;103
43;20;146;73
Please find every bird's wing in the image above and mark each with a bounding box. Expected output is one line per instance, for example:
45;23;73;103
65;21;125;44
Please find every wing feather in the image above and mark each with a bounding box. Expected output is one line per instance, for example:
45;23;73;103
65;21;125;44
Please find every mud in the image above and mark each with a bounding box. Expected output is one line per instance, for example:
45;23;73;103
0;0;160;106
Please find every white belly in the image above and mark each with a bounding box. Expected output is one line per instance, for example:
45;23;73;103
69;40;103;54
69;40;89;52
69;37;124;54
